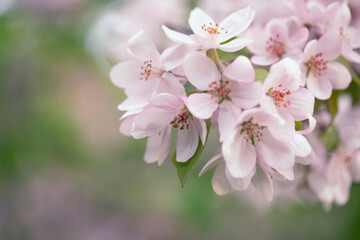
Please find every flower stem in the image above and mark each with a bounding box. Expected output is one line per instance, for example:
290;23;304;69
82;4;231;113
206;48;224;73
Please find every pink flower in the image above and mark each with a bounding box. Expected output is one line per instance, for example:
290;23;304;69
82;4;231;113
131;93;207;165
199;154;274;201
290;0;339;27
221;108;297;200
247;19;308;66
334;95;360;150
326;2;360;63
110;30;188;111
300;34;351;100
261;58;314;122
162;7;255;52
183;52;261;141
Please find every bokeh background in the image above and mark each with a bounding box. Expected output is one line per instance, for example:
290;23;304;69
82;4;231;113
1;0;360;239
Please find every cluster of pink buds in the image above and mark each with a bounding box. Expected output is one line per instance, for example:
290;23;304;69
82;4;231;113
109;0;360;210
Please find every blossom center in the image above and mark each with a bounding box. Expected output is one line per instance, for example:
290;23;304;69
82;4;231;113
209;79;231;104
201;22;228;37
305;53;328;77
339;26;349;39
266;34;286;57
140;60;163;81
240;117;265;145
170;110;190;130
267;84;291;108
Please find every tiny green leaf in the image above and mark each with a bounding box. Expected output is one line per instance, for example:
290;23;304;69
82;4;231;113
327;90;340;119
184;82;195;95
254;68;268;82
319;125;340;151
217;48;252;61
295;121;302;131
173;119;211;188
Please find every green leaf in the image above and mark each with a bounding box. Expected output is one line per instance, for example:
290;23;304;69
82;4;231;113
254;68;268;82
319;125;340;151
217;48;252;61
184;82;195;95
327;90;340;119
295;121;302;131
173;119;211;188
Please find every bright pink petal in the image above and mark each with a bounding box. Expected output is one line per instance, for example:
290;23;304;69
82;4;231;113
255;128;294;171
286;87;315;121
176;120;199;162
162;25;194;45
144;127;171;166
217;7;255;43
184;52;221;90
326;62;351;90
127;30;161;64
187;93;218;119
188;8;215;38
306;74;332;100
252;164;274;201
222;131;257;178
217;38;253;52
223;56;255;83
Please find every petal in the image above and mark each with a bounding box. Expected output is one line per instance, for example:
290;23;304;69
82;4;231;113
298;114;317;135
218;101;242;142
222;131;257;178
225;164;255;191
148;93;182;110
223;56;255;83
217;38;253;52
288;133;312;157
287;27;309;50
162;25;194;45
252;164;274;201
127;30;161;64
217;7;255;43
263;57;301;92
183;52;221;90
255;128;294;171
251;55;278;66
265;18;288;43
326;62;351;90
187;93;218;119
212;162;232;195
161;44;191;71
119;115;135;137
286;87;315;121
190;34;217;49
156;74;186;96
199;154;223;176
230;82;262;109
188;8;215;38
144;127;171;166
117;97;148;111
318;34;342;61
133;107;175;133
306;74;332;100
176;120;199;162
110;61;140;88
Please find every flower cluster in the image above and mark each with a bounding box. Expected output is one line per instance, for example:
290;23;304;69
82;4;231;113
109;0;360;210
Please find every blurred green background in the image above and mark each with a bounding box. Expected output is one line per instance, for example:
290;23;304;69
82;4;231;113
1;0;360;239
